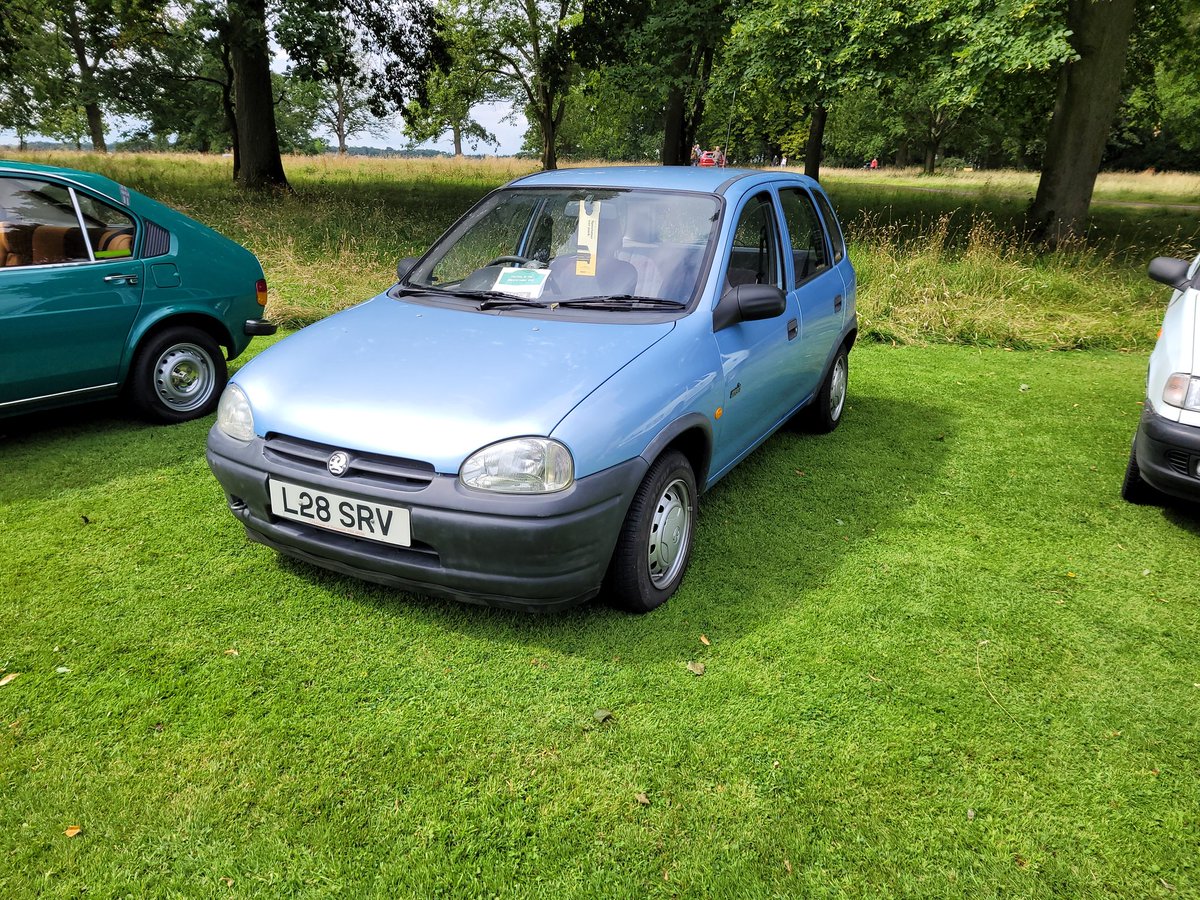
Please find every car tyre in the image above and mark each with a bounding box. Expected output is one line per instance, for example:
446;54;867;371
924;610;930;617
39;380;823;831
129;326;227;423
804;344;849;433
1120;439;1161;505
605;450;697;613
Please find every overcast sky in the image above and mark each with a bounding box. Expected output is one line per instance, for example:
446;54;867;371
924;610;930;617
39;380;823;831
0;97;527;156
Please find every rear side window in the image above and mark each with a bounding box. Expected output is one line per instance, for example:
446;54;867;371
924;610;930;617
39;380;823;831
779;188;829;287
812;190;846;264
74;193;136;259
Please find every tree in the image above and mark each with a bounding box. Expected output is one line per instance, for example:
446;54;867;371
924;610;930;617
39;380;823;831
228;0;289;189
611;0;730;165
404;6;502;156
1028;0;1140;243
461;0;585;170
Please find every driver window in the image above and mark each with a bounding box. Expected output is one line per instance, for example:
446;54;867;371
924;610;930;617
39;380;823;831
726;193;783;290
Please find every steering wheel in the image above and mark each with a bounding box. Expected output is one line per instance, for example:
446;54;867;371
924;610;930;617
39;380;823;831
485;255;533;267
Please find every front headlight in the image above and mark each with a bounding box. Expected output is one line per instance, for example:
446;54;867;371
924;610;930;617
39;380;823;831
1163;373;1200;411
216;383;255;441
459;438;574;493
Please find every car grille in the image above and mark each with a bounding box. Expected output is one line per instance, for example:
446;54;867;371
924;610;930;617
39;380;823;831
1164;449;1193;477
263;433;436;491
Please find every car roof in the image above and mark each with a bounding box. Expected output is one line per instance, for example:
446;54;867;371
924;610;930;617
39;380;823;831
508;165;822;199
0;158;128;206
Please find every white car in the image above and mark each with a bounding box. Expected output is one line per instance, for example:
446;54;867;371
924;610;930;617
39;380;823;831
1122;253;1200;505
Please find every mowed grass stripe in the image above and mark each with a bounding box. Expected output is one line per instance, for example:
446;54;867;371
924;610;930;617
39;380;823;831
2;344;1197;897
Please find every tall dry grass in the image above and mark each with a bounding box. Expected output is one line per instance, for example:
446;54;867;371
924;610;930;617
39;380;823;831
4;150;1192;345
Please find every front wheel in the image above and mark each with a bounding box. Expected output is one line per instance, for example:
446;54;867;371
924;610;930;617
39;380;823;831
805;345;849;433
605;450;697;613
1120;439;1161;505
129;326;227;423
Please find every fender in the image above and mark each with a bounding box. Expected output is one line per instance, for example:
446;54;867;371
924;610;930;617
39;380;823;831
638;412;714;490
118;304;239;382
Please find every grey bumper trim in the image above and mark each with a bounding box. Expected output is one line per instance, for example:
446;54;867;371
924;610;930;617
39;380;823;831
206;426;648;610
1134;407;1200;502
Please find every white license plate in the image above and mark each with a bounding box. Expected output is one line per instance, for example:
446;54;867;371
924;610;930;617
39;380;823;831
269;479;411;547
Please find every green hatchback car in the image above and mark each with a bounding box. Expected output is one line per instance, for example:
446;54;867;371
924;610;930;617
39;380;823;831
0;160;275;423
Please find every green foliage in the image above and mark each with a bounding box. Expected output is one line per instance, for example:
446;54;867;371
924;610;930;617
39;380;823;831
404;5;503;154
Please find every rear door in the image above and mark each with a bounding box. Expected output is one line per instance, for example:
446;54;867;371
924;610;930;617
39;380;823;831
778;187;844;398
0;176;144;408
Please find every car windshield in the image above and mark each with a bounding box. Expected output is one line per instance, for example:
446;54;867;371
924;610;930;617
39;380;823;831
406;187;720;307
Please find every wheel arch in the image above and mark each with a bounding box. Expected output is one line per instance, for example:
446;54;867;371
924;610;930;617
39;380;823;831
639;413;713;492
122;312;234;382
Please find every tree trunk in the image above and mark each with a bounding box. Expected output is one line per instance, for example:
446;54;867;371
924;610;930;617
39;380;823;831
540;113;557;170
62;4;107;152
923;143;937;174
1028;0;1138;245
895;139;910;168
804;103;827;181
229;0;289;190
452;123;463;157
661;85;686;166
217;35;240;179
83;103;107;153
335;79;348;155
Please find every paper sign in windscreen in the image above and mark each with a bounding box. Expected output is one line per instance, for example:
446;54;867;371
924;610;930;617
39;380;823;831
575;200;601;277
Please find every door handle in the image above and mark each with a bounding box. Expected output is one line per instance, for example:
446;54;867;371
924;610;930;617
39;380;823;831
103;273;139;285
787;318;798;340
834;294;843;312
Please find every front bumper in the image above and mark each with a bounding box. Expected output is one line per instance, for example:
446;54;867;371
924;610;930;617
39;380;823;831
206;427;647;610
1134;406;1200;502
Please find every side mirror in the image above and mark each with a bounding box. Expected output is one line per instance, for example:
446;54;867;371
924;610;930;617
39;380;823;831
396;256;420;283
713;283;787;331
1148;256;1192;292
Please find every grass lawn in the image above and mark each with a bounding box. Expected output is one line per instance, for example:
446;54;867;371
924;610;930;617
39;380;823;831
2;342;1197;898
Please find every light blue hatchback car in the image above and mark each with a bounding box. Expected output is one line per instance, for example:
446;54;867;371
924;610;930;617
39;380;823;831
206;167;856;612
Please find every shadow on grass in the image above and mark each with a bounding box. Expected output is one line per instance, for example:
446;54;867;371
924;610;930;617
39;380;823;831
287;392;955;662
1161;502;1200;535
0;402;215;505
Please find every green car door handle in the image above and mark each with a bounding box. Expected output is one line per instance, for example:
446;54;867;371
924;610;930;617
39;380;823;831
103;273;139;285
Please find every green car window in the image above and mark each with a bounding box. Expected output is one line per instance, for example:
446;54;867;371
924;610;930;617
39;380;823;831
0;177;90;266
73;192;136;259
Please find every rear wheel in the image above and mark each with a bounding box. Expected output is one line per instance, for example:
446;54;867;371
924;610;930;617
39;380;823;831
605;450;697;613
805;344;848;433
1121;438;1161;505
129;326;227;423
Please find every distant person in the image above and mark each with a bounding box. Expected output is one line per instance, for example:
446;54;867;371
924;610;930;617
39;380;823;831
690;143;701;166
781;155;788;168
772;155;780;167
870;157;879;170
714;146;726;167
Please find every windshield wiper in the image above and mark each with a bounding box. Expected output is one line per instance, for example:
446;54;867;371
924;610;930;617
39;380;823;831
557;295;687;311
401;286;550;309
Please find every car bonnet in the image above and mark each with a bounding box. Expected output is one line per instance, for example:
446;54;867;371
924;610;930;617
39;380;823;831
234;294;676;472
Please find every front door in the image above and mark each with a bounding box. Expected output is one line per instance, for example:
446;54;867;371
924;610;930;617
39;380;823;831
0;176;144;407
710;191;799;477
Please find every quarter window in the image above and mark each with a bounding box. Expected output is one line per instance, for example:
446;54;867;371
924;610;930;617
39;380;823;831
779;188;829;287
